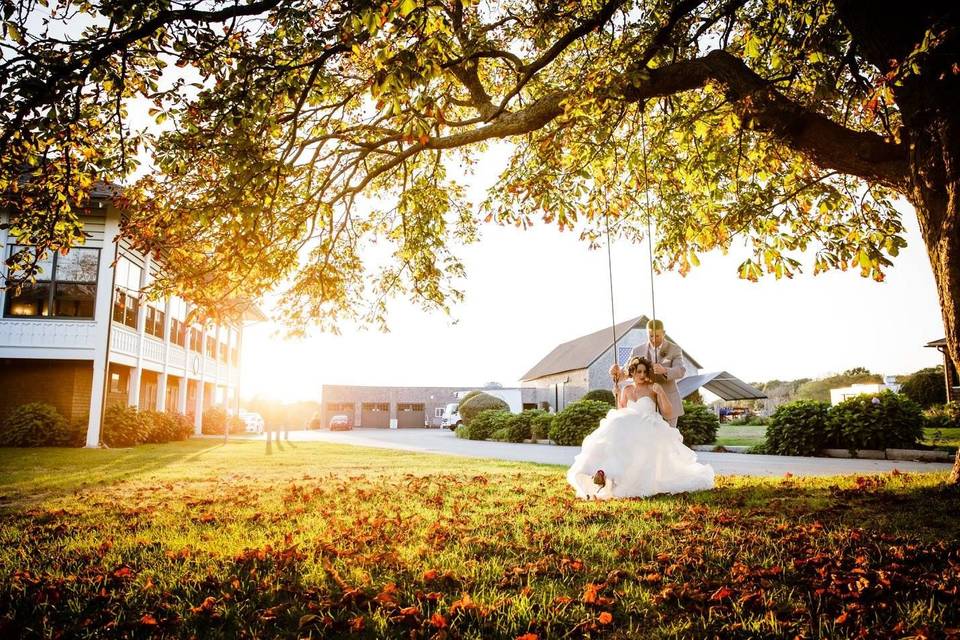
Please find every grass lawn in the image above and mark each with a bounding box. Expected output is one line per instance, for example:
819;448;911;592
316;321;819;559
1;440;959;639
713;424;767;447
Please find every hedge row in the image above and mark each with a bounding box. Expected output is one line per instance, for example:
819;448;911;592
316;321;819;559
456;409;556;442
765;391;925;456
0;402;206;448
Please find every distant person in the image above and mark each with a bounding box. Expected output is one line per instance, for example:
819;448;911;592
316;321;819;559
567;356;714;499
609;319;686;428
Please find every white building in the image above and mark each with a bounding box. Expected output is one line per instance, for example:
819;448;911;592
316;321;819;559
0;184;264;446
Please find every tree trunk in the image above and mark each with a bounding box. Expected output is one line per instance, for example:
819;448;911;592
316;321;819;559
905;107;960;484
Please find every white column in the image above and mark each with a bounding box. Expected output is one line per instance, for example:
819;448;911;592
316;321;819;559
193;325;207;434
157;296;172;411
86;207;121;447
223;326;233;412
214;324;222;406
234;324;243;416
177;330;189;415
127;252;150;408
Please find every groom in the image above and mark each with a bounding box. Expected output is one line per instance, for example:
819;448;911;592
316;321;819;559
610;319;686;428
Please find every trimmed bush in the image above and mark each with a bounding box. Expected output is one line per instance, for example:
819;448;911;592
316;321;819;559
581;389;616;406
102;404;149;447
531;413;554;441
676;402;719;445
202;407;245;435
0;403;76;447
467;409;513;441
765;400;830;457
142;411;194;444
549;400;610;446
454;424;470;439
504;409;547;443
459;393;509;426
490;427;511;442
827;391;924;452
458;390;484;406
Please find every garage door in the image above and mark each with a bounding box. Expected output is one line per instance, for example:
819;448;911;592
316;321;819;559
361;403;390;428
397;403;425;428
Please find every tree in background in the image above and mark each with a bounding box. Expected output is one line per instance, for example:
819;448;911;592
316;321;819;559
2;1;959;479
795;368;882;403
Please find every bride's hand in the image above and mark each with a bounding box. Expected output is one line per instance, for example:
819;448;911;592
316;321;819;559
650;383;663;394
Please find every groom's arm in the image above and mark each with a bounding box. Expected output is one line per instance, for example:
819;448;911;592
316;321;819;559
661;344;686;381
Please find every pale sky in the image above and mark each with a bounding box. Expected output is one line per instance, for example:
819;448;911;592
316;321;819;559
242;145;945;402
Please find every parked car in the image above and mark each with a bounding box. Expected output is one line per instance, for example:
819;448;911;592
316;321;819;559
328;414;352;431
238;410;265;433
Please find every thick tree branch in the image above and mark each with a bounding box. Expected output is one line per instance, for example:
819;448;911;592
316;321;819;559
622;50;910;190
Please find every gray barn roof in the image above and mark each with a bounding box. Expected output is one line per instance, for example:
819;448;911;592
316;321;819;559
677;371;766;401
521;315;703;381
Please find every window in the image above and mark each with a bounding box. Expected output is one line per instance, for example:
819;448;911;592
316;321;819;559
434;407;444;418
169;297;187;347
398;403;424;412
4;245;100;318
326;403;353;412
145;304;165;339
219;338;228;362
205;333;217;358
362;403;389;412
112;256;141;328
189;325;203;352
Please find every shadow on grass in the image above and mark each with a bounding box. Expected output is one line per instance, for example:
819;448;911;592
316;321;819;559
0;440;229;510
672;476;960;541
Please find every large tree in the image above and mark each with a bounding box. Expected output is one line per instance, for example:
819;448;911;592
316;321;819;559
1;0;958;475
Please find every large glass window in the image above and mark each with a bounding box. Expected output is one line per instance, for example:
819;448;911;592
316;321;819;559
112;256;141;329
144;303;165;339
205;333;217;358
189;325;203;352
4;245;100;318
169;297;187;347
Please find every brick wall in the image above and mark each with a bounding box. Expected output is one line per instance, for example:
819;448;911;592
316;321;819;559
0;359;94;421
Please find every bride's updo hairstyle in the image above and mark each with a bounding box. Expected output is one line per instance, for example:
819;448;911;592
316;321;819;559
627;356;667;384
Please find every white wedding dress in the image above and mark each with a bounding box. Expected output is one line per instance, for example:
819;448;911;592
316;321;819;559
567;396;715;499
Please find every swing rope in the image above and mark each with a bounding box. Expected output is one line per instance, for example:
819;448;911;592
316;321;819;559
604;105;658;372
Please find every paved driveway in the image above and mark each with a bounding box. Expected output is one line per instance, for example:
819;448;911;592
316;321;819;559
256;428;952;477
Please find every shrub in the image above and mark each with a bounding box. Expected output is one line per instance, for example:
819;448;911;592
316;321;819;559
504;409;547;443
458;393;509;426
467;410;513;441
458;390;484;406
827;391;924;452
765;400;830;456
549;400;610;446
0;403;75;447
490;427;511;442
102;404;149;447
899;367;947;408
531;413;554;441
142;411;194;444
202;407;245;435
676;402;719;445
454;424;470;439
581;389;616;406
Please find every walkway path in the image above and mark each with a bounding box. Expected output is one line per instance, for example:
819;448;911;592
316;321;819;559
250;428;953;477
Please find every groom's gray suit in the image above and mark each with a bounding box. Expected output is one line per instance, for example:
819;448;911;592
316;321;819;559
629;340;686;428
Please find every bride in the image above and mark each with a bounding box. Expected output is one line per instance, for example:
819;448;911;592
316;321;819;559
567;356;715;499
